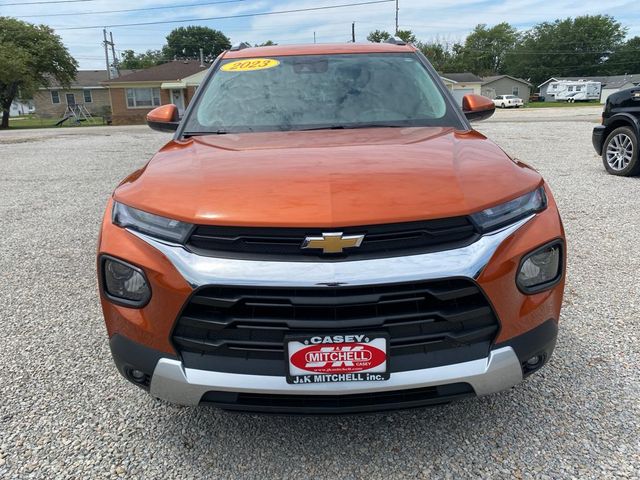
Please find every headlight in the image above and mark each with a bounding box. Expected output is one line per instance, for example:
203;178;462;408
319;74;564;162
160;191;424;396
101;256;151;307
471;187;547;232
517;241;563;293
112;201;192;243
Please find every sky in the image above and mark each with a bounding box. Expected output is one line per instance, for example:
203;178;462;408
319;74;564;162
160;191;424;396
2;0;639;69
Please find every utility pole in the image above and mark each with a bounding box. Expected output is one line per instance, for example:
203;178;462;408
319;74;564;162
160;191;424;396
199;48;205;67
395;0;399;35
103;29;117;79
352;22;356;43
109;31;119;78
102;29;111;80
313;31;316;44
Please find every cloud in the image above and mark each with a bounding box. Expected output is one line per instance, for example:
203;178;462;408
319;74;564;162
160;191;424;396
4;0;637;68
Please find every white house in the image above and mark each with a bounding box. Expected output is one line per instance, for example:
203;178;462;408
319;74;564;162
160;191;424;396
600;77;640;104
9;100;34;117
440;73;483;106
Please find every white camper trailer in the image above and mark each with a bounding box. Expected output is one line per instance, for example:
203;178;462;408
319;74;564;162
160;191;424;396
546;80;601;102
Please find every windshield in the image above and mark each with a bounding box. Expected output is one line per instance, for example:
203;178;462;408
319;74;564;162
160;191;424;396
184;53;461;134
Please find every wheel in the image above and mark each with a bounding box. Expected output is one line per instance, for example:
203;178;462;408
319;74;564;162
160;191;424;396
602;126;640;176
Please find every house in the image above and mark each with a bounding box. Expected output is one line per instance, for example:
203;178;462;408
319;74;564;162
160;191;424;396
103;60;209;125
9;100;34;117
600;76;640;104
32;70;122;119
538;75;640;103
441;73;483;105
481;75;532;102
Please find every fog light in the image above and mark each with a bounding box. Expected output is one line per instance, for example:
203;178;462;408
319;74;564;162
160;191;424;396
130;369;146;382
517;241;563;293
526;355;542;367
102;257;151;307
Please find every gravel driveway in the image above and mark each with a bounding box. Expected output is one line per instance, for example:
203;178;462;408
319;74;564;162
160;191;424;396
1;106;638;479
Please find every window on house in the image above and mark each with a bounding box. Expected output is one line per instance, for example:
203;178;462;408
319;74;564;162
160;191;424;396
512;86;519;96
126;88;161;108
51;90;60;104
83;89;92;103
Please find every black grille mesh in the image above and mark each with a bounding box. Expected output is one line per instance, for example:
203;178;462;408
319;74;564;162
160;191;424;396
187;217;478;260
172;279;499;375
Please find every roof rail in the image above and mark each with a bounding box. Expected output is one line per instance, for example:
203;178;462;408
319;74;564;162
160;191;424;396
230;42;252;51
385;36;407;46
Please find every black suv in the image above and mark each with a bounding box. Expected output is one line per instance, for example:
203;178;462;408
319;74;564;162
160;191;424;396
593;87;640;176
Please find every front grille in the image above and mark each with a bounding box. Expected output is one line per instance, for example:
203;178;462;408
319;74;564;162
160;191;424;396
186;217;478;261
172;279;500;376
200;383;474;413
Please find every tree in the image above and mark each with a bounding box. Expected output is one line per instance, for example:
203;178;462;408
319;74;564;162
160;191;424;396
119;49;164;69
367;29;416;44
396;29;417;44
255;40;276;47
504;15;626;86
367;30;391;43
0;17;77;129
417;41;456;72
606;36;640;74
162;26;231;61
454;23;520;76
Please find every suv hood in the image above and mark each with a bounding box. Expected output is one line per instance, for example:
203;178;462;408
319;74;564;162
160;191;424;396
114;127;542;227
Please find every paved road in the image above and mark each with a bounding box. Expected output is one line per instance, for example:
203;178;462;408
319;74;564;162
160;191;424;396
1;108;638;479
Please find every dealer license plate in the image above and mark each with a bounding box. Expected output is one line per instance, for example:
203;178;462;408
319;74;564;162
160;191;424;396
286;333;389;384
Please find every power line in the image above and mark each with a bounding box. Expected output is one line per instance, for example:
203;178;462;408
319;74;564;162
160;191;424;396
0;0;96;5
90;19;380;45
464;49;640;55
12;0;247;18
53;0;395;30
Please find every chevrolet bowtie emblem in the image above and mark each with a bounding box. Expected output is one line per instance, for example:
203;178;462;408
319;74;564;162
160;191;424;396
301;232;365;254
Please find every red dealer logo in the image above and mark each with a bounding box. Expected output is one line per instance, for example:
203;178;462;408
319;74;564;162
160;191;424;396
290;343;386;374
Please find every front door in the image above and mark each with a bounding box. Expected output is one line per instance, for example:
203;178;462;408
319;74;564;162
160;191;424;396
171;89;185;116
66;93;76;106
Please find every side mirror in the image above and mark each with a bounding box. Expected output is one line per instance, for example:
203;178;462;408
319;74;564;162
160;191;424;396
147;104;180;132
462;94;495;122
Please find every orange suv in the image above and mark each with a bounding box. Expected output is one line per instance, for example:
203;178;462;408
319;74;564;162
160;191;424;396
98;42;565;413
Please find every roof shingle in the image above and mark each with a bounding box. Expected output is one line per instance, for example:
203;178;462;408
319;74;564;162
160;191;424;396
105;60;209;83
441;73;484;83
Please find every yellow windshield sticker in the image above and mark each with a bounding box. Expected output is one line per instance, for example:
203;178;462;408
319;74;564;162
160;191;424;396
221;58;280;72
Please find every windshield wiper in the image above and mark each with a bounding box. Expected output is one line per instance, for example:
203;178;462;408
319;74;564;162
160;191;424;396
295;123;407;132
183;129;229;137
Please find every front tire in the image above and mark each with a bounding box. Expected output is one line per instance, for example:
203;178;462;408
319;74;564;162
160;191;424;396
602;126;639;176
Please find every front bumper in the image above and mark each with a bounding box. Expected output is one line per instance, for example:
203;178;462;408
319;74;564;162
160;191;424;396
593;125;606;155
110;319;557;412
100;191;565;413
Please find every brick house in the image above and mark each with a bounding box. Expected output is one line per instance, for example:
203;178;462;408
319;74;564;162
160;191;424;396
104;60;209;125
33;70;122;119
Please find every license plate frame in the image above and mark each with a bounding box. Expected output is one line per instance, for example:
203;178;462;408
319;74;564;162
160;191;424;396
285;333;390;385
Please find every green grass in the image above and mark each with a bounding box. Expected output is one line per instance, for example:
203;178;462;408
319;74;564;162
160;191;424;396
7;114;107;129
524;101;601;108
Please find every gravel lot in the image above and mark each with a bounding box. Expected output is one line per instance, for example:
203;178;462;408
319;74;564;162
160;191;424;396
1;106;638;479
